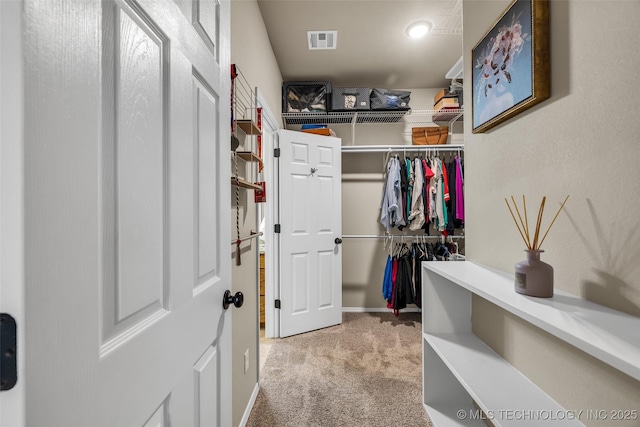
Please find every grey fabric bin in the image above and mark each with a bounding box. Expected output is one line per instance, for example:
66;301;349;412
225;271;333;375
331;88;370;111
282;81;331;113
370;88;411;110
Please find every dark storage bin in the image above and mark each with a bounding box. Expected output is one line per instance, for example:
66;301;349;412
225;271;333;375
370;88;411;110
331;88;370;111
282;81;331;113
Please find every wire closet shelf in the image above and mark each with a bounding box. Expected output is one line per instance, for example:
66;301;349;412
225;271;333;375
281;109;463;127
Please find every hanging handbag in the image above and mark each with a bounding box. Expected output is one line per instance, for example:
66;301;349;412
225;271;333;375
412;127;427;145
412;126;449;145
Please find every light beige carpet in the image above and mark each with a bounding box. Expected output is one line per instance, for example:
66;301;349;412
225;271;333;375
247;312;432;427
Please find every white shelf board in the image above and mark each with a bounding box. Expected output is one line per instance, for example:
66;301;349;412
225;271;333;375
424;332;585;427
423;402;484;427
423;261;640;381
236;151;263;163
230;177;262;190
446;56;464;80
236;119;261;135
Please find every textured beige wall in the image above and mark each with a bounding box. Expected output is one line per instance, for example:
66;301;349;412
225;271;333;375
231;0;283;124
463;1;640;424
230;1;283;425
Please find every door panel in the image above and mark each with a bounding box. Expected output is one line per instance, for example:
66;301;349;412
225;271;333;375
144;399;170;427
102;0;168;346
193;0;220;60
15;0;232;426
193;344;219;426
194;75;220;284
279;130;342;337
317;175;334;232
291;175;310;233
317;250;334;308
291;252;310;314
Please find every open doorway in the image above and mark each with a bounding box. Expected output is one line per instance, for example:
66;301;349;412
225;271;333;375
257;205;275;370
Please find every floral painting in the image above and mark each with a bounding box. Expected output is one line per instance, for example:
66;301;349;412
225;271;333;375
472;0;550;133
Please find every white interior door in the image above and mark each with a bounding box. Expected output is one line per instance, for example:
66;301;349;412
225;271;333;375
0;1;233;426
278;129;342;338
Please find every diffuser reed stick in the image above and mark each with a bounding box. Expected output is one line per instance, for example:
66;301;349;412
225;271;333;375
532;196;546;250
537;195;570;249
505;195;568;250
510;196;530;247
523;195;531;247
504;198;531;249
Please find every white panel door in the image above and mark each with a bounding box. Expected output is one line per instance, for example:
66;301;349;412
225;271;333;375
278;129;342;338
0;1;233;426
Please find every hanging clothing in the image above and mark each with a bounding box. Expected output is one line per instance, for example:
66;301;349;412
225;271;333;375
446;158;457;235
442;160;450;203
432;158;446;231
440;158;449;230
404;158;413;226
378;150;465;315
411;242;428;309
428;157;438;225
393;248;414;311
382;255;393;301
422;160;435;233
381;239;459;314
408;158;425;230
378;152;464;235
380;157;402;231
455;156;465;222
388;256;399;310
398;160;409;230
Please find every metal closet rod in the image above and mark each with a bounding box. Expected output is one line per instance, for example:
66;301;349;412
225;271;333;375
342;234;465;239
341;144;464;153
231;231;263;245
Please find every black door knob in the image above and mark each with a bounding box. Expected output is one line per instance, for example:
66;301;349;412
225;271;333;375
335;238;342;244
223;290;244;310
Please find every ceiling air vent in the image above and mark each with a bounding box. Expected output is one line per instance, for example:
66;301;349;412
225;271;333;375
307;31;337;50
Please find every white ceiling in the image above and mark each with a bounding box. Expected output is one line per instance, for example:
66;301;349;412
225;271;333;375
257;0;464;90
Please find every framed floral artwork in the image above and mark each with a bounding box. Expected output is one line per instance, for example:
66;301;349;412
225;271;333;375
472;0;550;133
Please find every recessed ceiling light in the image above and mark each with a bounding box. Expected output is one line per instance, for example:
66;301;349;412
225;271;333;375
406;21;432;39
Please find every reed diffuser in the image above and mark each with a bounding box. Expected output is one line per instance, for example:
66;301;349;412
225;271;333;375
505;195;569;297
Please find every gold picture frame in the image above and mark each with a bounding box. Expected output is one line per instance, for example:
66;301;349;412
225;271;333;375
471;0;550;133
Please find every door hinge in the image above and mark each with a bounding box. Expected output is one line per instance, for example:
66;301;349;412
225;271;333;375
274;299;281;309
274;148;281;158
0;313;17;391
274;224;281;233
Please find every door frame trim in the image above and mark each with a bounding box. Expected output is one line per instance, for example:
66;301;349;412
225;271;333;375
255;89;280;339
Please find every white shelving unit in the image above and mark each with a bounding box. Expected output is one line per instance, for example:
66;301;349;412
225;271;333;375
421;261;640;426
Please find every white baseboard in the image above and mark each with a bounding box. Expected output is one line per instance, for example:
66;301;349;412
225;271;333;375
342;307;421;313
238;383;260;427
